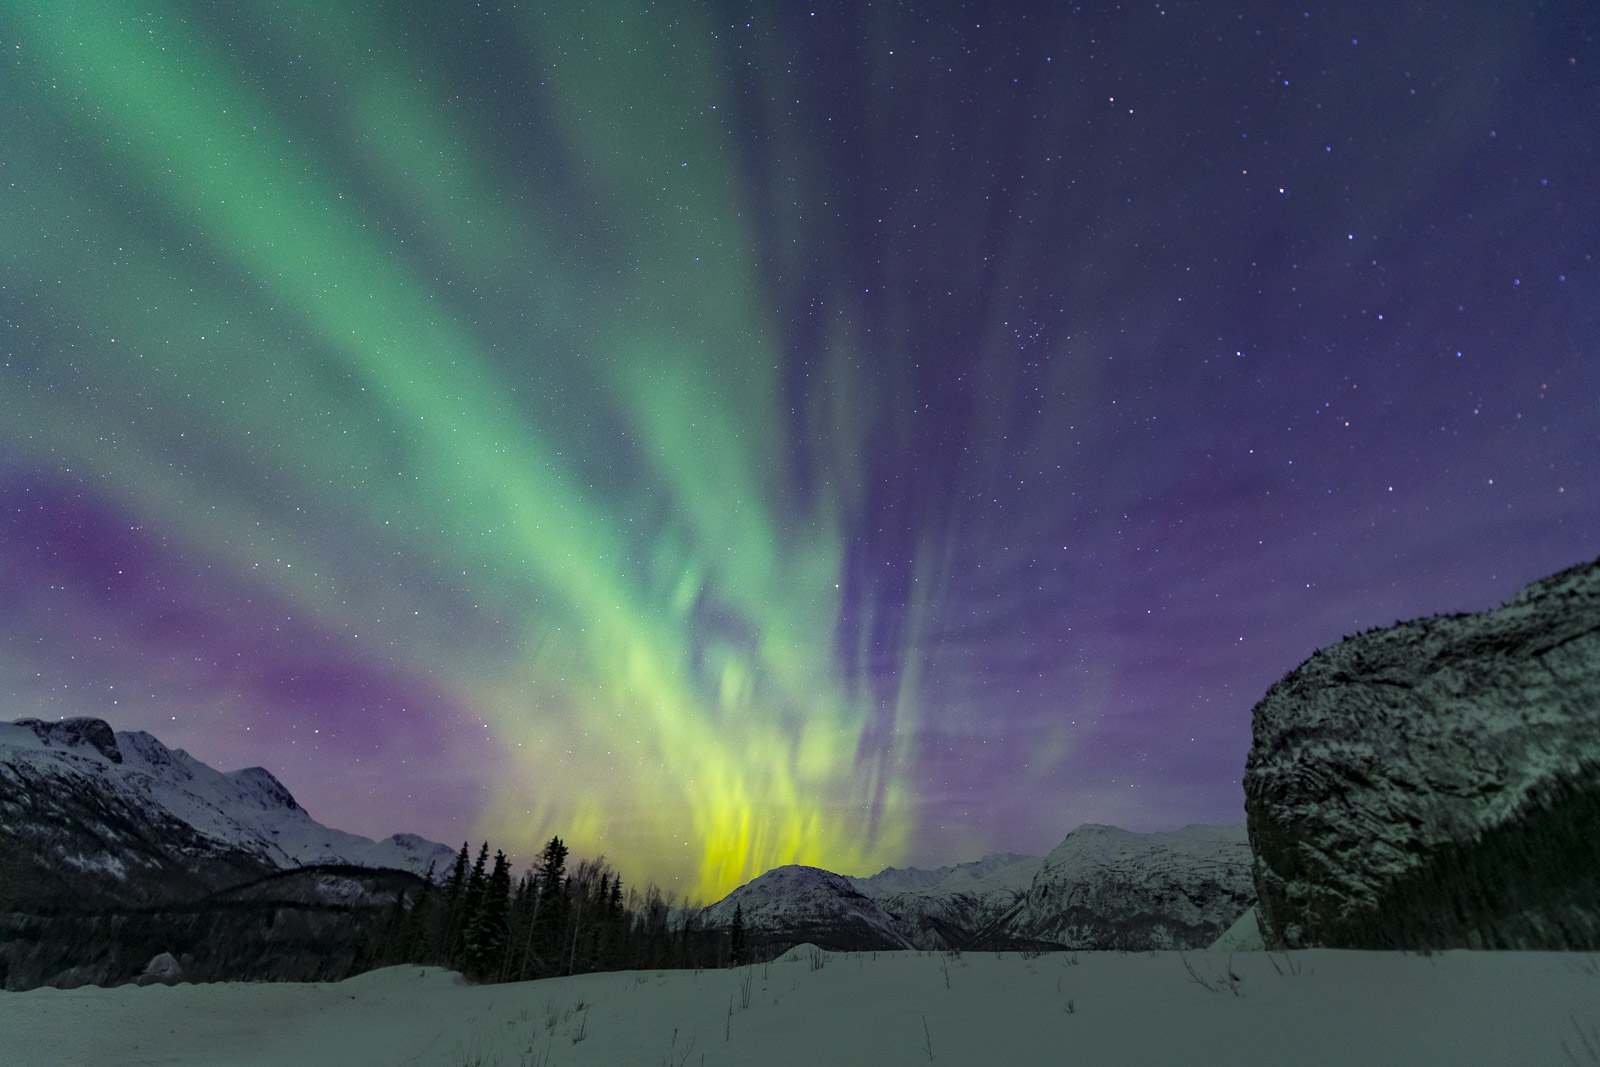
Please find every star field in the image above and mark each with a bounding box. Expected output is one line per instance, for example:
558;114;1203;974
2;2;1595;899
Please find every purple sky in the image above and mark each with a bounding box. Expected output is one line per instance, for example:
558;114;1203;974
2;2;1595;895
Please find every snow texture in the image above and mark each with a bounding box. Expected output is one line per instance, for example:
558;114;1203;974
1244;555;1600;950
1209;905;1265;951
3;949;1595;1066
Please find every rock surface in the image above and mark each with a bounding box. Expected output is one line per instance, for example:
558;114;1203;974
1243;556;1600;950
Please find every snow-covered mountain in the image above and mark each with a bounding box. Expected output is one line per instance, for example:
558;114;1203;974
0;716;456;909
977;823;1256;950
703;826;1254;953
847;853;1043;950
701;865;913;951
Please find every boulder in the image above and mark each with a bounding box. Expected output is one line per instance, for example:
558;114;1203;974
136;951;184;986
1243;557;1600;950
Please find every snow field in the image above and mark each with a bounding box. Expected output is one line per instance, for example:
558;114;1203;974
2;948;1596;1066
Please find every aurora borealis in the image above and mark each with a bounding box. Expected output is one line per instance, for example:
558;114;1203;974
3;3;1595;900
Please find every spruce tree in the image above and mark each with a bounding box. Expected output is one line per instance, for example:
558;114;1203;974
449;842;490;967
464;850;512;980
444;843;470;902
730;902;747;966
532;836;569;974
439;843;471;962
406;864;437;963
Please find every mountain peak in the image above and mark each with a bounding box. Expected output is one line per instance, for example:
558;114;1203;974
703;864;911;951
224;766;301;812
14;716;123;763
2;717;457;908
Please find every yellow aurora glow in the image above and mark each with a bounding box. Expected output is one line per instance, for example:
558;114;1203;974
6;3;920;899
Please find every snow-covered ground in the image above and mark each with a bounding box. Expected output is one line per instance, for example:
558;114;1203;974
4;947;1596;1066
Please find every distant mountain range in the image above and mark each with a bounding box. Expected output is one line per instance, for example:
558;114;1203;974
702;824;1256;954
0;716;456;912
2;714;1256;985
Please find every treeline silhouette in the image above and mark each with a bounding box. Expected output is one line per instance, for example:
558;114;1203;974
360;836;735;982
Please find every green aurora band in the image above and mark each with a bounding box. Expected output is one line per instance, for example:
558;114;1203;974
3;5;929;898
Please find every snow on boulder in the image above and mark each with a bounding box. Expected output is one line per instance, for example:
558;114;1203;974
1243;556;1600;951
135;951;184;986
1208;905;1264;951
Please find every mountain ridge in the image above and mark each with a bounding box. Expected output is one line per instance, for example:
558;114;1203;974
702;823;1254;953
1;715;456;911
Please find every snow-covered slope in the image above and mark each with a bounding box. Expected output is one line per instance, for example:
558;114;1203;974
979;823;1256;950
848;853;1043;949
701;865;913;951
0;716;456;907
1244;555;1600;950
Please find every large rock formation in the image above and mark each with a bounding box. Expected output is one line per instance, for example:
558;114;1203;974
1243;556;1600;950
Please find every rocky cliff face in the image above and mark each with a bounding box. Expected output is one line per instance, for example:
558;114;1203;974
1243;556;1600;950
975;824;1256;950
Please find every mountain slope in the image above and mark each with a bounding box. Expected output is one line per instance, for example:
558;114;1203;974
701;865;914;952
0;717;455;910
974;823;1256;950
849;853;1043;950
700;826;1253;954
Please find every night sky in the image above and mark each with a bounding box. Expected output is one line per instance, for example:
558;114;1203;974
3;3;1596;900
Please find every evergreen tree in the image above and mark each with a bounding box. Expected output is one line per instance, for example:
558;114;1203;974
532;836;570;973
729;902;747;966
448;842;490;966
508;871;539;980
444;843;470;902
464;842;490;911
406;863;437;963
464;850;512;980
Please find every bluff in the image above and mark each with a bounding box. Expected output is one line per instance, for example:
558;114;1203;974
1243;556;1600;950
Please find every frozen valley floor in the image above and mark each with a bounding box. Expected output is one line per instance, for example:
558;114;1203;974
3;946;1597;1066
